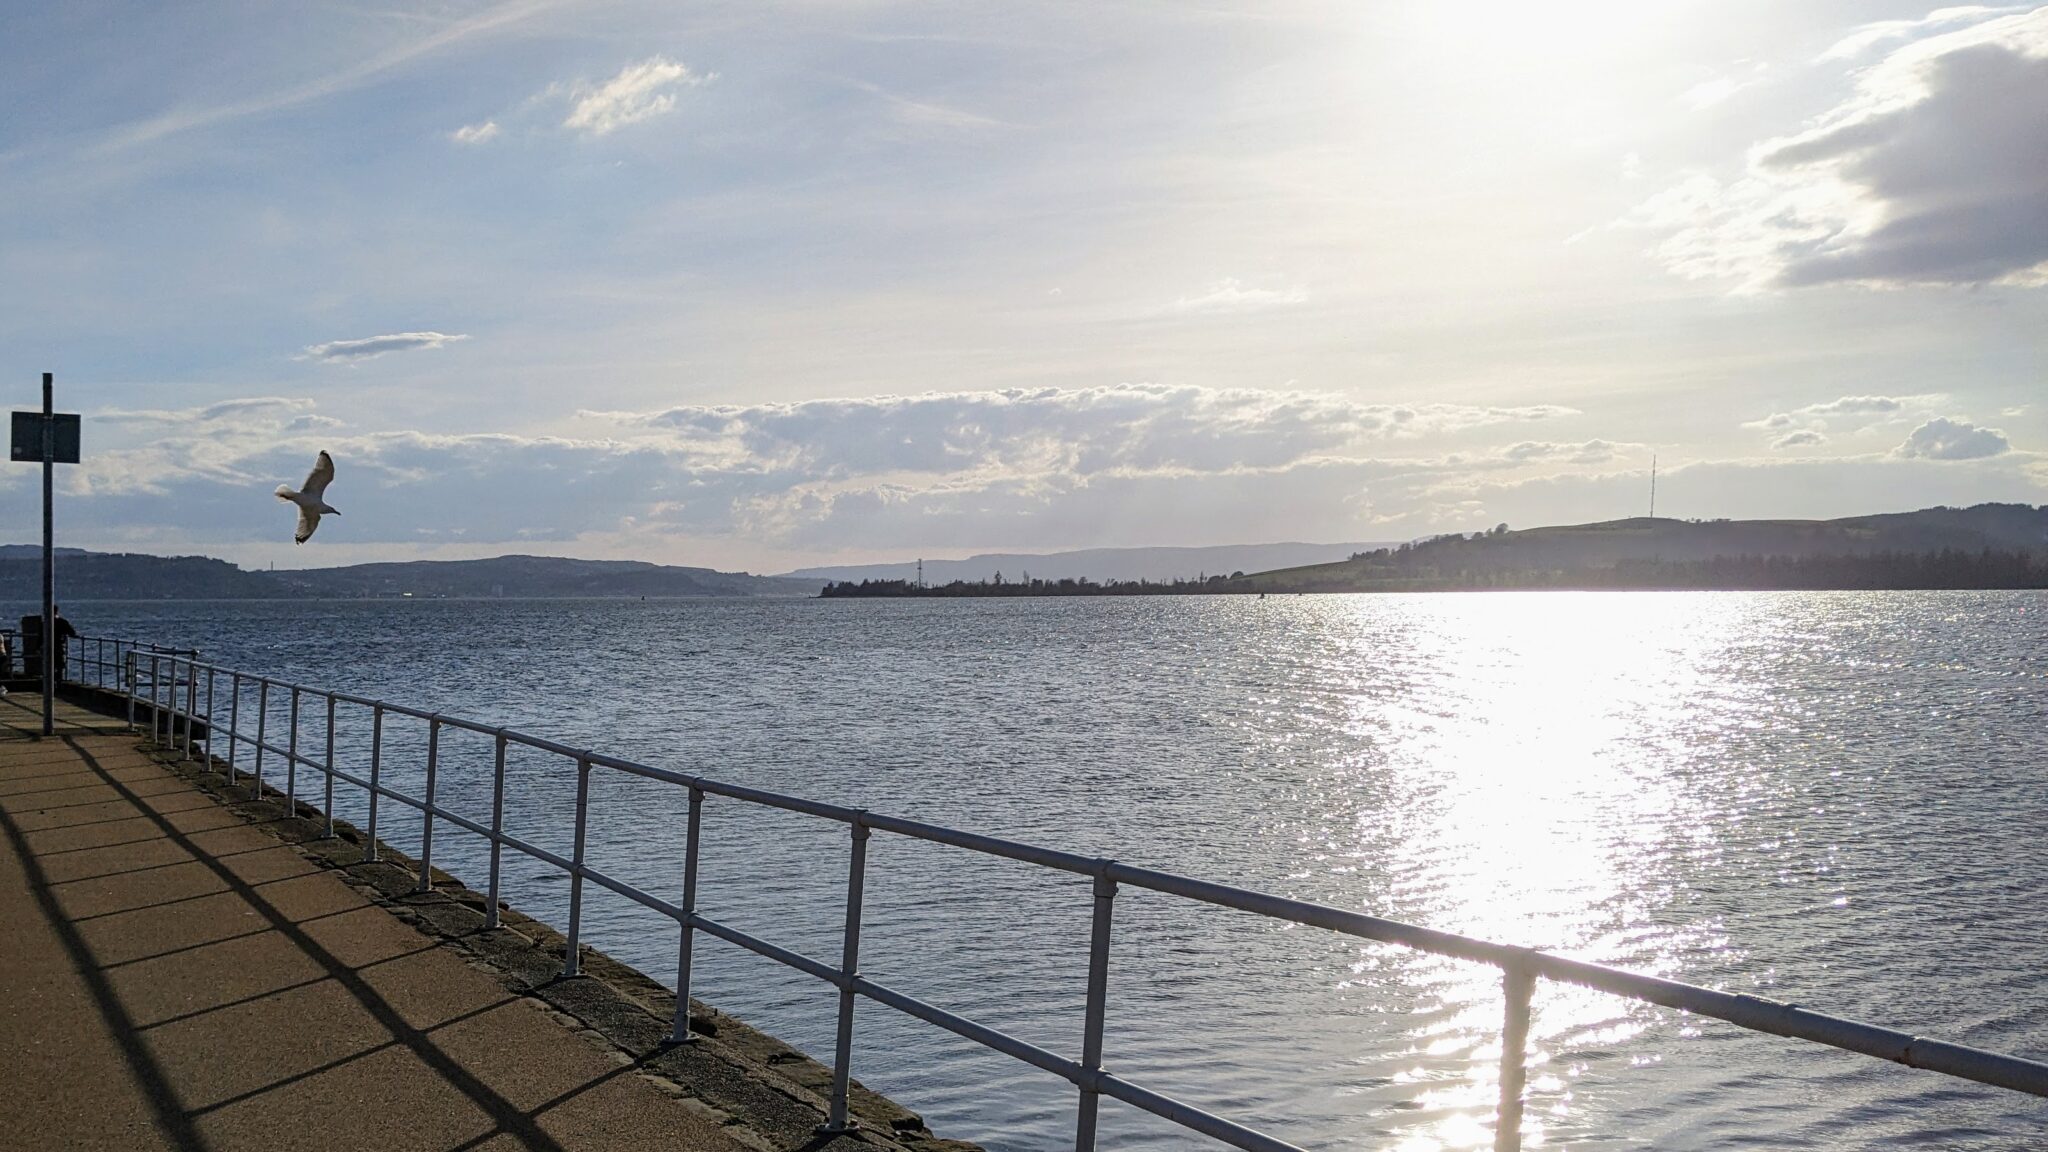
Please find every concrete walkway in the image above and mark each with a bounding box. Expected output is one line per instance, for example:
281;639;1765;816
0;699;756;1152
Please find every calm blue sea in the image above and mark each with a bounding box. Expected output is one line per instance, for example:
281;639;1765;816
35;592;2048;1151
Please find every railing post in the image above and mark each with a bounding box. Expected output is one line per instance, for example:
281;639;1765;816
670;784;705;1044
561;754;593;978
1494;963;1536;1152
484;732;507;929
182;659;197;760
226;672;240;783
95;637;104;688
252;679;269;798
364;704;383;862
417;718;440;893
148;654;162;743
124;651;136;731
1074;865;1119;1152
322;695;337;839
286;687;301;808
203;667;216;762
822;816;871;1134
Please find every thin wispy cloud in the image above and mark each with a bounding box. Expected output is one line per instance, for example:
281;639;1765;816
1680;63;1768;110
451;120;500;145
304;331;469;363
97;0;561;152
561;57;712;137
845;79;1007;132
1746;395;1926;431
1166;279;1309;314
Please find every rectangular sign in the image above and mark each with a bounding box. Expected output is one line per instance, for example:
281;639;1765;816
10;412;80;463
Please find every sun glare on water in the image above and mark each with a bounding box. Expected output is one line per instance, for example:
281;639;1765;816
1317;592;1753;1149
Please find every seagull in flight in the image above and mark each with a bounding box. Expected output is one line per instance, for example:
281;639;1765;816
276;450;340;544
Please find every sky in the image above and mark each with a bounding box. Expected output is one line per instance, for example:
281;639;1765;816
1;1;2043;572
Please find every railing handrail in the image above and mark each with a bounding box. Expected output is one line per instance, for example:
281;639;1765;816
6;631;195;701
2;626;191;653
124;650;2048;1152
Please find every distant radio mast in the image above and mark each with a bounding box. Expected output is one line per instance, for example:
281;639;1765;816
1649;454;1658;519
916;557;924;588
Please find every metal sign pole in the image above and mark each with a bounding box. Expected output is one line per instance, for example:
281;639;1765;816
41;372;54;736
12;373;79;737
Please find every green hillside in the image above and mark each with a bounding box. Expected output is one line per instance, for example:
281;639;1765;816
1233;504;2048;592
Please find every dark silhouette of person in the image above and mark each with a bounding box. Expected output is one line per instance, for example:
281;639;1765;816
17;607;79;681
53;606;78;675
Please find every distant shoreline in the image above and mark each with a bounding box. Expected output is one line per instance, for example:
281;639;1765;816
819;552;2048;598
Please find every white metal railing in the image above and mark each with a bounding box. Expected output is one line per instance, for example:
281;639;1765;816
126;650;2048;1152
0;628;194;689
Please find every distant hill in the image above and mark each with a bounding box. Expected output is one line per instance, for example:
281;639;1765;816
1234;504;2048;593
786;541;1402;585
0;551;822;600
0;551;278;599
271;556;820;599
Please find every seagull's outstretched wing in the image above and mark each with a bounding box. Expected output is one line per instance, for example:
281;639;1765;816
295;505;321;545
302;451;335;501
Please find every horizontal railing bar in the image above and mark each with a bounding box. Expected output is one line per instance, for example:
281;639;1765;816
1111;862;2048;1099
586;753;700;789
579;863;685;923
692;777;861;823
1521;953;2048;1096
254;741;321;767
496;831;574;874
434;715;502;739
422;804;494;844
318;762;582;886
504;730;585;759
316;759;429;821
690;913;844;986
1097;1073;1307;1152
864;811;1101;875
1111;862;1524;966
849;975;1081;1082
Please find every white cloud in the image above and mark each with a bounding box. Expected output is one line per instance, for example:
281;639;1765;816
1501;439;1631;465
1166;278;1309;314
303;330;469;363
39;391;2045;561
1818;6;2029;61
94;396;317;426
451;120;500;145
1772;429;1828;449
1627;7;2048;289
1745;394;1931;435
562;57;710;137
1680;62;1768;110
1894;416;2012;459
591;386;1579;481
